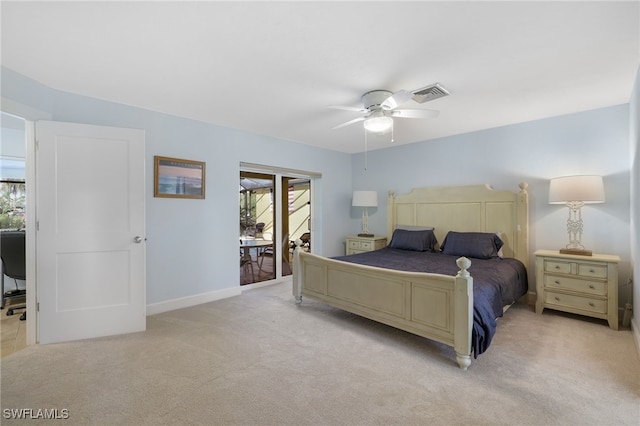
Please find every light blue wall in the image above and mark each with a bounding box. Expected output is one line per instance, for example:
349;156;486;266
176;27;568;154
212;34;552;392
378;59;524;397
0;112;26;179
352;104;632;302
630;65;639;328
2;67;353;305
3;66;636;311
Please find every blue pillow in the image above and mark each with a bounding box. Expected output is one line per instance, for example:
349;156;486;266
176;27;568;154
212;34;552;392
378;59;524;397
389;229;438;252
440;231;504;259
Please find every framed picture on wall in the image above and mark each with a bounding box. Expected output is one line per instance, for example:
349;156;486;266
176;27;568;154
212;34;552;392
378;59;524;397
154;156;205;199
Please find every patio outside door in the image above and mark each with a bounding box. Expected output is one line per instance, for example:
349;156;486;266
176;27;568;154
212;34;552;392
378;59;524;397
240;172;276;285
239;171;311;283
282;177;311;276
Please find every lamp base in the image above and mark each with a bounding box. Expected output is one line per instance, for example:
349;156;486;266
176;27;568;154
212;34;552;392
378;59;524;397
559;248;593;256
357;233;375;237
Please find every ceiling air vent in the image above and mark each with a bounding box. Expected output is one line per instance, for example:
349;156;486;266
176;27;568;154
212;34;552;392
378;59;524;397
412;83;450;104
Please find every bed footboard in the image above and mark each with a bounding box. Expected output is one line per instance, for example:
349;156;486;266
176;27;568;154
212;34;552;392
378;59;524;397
292;247;474;370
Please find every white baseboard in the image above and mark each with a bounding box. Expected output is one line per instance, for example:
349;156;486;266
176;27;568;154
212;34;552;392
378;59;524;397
240;277;292;292
146;286;241;316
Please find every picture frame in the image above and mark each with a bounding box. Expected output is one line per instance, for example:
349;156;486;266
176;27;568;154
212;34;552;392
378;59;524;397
154;156;205;199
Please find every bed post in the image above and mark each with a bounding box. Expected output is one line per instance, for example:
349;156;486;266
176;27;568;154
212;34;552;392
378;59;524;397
292;241;303;304
454;257;473;370
387;190;395;241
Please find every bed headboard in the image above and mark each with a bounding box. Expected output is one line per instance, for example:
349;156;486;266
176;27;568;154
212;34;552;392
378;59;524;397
387;183;529;269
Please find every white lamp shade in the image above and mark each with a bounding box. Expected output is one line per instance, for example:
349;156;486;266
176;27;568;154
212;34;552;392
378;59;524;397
549;175;605;204
352;190;378;207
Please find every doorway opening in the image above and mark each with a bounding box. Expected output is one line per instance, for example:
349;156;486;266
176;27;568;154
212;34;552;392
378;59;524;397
0;111;27;357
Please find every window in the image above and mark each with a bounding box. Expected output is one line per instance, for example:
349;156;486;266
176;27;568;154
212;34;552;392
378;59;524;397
0;179;26;230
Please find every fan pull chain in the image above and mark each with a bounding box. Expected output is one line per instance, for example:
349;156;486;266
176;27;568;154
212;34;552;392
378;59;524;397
391;120;394;143
364;129;368;171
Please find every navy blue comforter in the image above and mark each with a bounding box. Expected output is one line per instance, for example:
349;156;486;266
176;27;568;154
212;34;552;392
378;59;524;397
332;248;528;357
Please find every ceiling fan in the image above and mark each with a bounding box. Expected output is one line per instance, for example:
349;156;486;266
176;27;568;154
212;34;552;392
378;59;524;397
329;85;446;133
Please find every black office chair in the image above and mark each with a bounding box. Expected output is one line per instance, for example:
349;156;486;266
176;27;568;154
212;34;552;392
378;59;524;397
1;230;26;320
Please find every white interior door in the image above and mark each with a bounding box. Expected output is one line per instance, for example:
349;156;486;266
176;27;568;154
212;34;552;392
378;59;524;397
36;121;146;344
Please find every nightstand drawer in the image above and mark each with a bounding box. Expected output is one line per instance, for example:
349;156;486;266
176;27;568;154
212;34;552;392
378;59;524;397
543;275;606;295
348;240;371;250
347;240;359;249
544;291;607;314
544;260;572;274
345;236;387;256
577;263;607;279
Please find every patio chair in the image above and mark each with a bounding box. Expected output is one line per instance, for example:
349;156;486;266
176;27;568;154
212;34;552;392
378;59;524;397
299;232;310;250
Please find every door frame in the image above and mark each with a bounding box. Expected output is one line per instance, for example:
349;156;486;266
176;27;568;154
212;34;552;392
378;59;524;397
2;99;52;345
25;120;37;344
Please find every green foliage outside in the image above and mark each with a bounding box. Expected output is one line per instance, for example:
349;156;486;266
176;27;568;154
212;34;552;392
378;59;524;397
0;181;26;230
239;191;256;235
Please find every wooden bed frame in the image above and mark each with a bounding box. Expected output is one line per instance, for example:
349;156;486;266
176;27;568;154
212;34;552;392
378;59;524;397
292;183;529;370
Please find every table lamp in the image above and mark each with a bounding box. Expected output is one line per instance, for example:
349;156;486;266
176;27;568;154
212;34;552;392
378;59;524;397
549;175;605;256
352;190;378;237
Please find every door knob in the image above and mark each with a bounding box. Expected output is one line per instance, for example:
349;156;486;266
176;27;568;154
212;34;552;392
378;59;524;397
133;236;144;243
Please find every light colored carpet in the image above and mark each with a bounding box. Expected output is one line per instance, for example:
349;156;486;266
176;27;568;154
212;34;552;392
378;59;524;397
0;298;27;358
1;281;638;425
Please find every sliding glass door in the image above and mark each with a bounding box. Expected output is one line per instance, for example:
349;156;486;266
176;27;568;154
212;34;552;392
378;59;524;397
239;168;313;284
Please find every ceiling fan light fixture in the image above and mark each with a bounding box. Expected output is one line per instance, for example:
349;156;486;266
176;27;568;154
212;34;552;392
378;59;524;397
364;115;393;133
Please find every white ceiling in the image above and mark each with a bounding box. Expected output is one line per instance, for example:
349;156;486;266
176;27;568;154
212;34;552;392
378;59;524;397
2;1;639;154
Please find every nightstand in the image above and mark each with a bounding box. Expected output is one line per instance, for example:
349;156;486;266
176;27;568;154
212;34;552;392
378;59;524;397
535;249;620;330
345;235;387;255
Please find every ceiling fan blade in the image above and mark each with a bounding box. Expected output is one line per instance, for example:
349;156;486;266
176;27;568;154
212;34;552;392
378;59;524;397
327;105;368;113
381;90;413;110
332;117;365;130
390;109;439;119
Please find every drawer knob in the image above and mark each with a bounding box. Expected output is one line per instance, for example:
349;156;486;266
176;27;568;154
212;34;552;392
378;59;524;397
589;285;595;289
589;269;595;273
589;302;595;307
555;280;561;285
555;296;560;301
555;266;560;269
